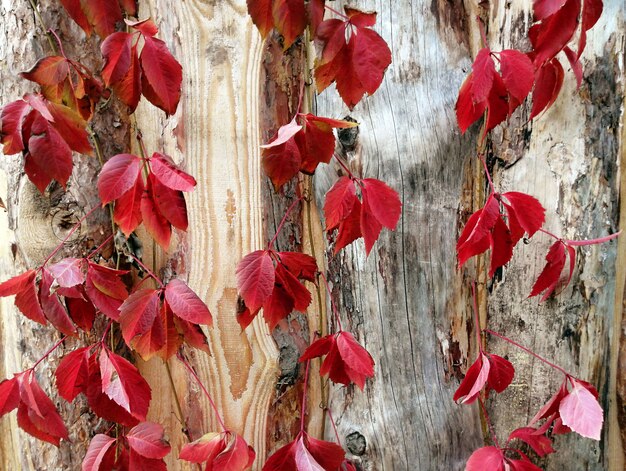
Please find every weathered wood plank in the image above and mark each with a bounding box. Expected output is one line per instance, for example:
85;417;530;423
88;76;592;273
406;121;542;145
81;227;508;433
315;1;482;469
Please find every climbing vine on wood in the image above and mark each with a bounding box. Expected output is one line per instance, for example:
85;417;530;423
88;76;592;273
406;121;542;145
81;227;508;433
0;0;618;470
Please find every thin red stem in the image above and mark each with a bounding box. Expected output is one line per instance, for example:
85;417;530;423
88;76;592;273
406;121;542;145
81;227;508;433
471;283;483;354
538;227;561;241
319;272;343;331
88;234;115;260
565;230;621;246
478;396;500;448
332;153;357;180
42;205;101;267
31;335;68;370
326;408;341;444
136;131;149;160
324;4;350;20
300;359;312;433
129;254;164;288
47;29;67;58
478;154;496;194
178;354;227;431
484;329;569;376
100;320;114;344
268;197;304;249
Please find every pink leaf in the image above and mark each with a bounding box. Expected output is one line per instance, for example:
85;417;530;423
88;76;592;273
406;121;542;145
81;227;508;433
559;379;604;440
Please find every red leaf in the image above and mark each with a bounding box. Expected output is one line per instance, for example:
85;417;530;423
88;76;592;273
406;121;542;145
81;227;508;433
140;36;183;115
529;241;567;301
531;58;564;119
127;422;171;459
119;288;160;345
273;0;307;49
48;258;85;288
471;48;496;103
533;0;568;19
559;378;603;440
101;32;133;86
131;302;167;361
455;73;487;133
324;177;357;231
80;0;123;38
277;252;318;282
453;353;490;404
334;199;362;253
66;290;97;331
532;0;581;66
465;446;505;471
173;316;211;355
180;431;255;471
488;216;514;277
86;353;139;426
236;250;275;313
98;153;143;205
501;192;546;238
262;282;294;329
0;270;47;325
56;347;90;402
260;117;302;149
129;449;167;471
150;175;189;231
0;99;32;154
114;177;145;236
82;434;117;471
59;0;92;35
361;178;402;231
0;377;19;417
299;114;351;174
530;378;569;424
141;182;172;250
457;194;500;267
484;74;510;133
127;18;159;37
295;436;325;471
165;279;212;326
499;50;535;102
262;134;304;190
508;427;556;457
149;152;197;191
39;268;77;335
46;102;93;155
99;348;151;420
275;264;311;312
18;370;69;445
486;354;515;393
26;115;74;192
247;0;274;38
315;8;392;109
304;434;346;471
563;46;583;88
85;262;128;320
308;0;326;36
21;56;70;87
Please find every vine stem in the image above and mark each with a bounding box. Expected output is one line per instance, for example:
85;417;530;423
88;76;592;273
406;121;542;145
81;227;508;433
268;196;304;249
178;354;227;431
326;408;341;444
47;29;67;58
88;234;115;260
129;254;164;288
100;320;114;344
324;4;350;20
164;360;194;442
538;227;561;240
41;205;101;267
483;329;569;376
300;358;312;433
27;0;57;53
31;335;68;370
478;396;500;448
319;272;343;331
332;153;357;180
478;154;496;194
471;283;483;354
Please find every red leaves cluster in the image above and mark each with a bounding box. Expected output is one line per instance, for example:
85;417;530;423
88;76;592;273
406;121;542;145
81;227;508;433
60;0;137;39
456;0;604;133
263;432;345;471
119;279;212;360
466;447;542;471
324;176;402;255
0;260;128;335
236;250;316;329
457;191;545;278
98;152;196;248
56;345;151;426
453;352;514;404
21;55;103;121
247;0;325;49
101;19;183;115
314;7;392;109
0;370;68;446
261;114;357;190
299;331;374;389
0;94;92;192
179;431;255;471
82;422;171;471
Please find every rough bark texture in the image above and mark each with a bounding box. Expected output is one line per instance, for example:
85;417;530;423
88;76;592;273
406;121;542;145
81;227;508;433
0;1;126;469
